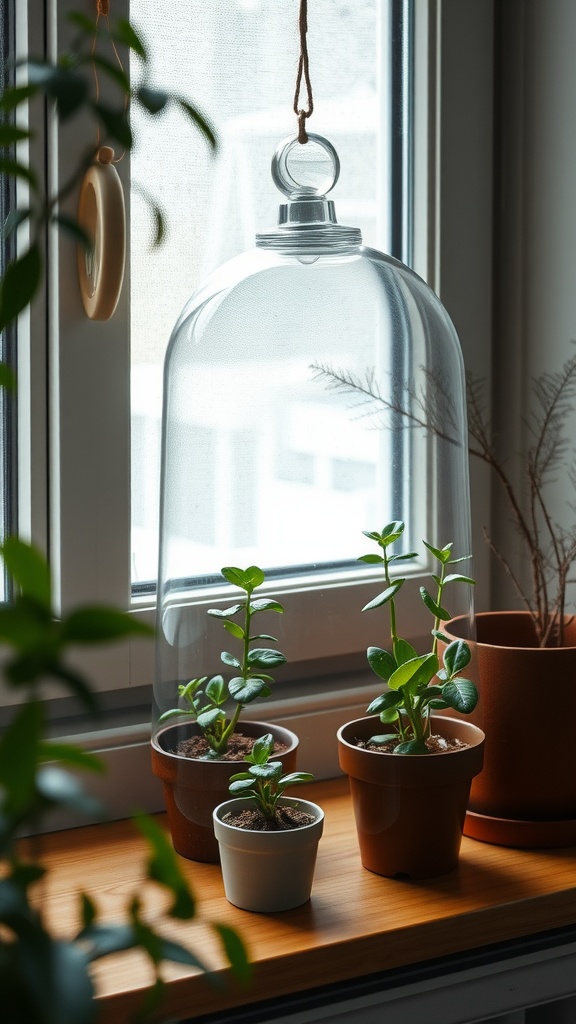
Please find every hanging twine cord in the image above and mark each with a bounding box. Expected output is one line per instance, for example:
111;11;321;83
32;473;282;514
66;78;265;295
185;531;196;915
293;0;313;144
91;0;127;161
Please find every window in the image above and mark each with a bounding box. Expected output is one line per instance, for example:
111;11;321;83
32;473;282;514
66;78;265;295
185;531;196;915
2;1;495;810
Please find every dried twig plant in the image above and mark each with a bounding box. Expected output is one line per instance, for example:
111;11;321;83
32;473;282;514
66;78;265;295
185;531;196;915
311;349;576;648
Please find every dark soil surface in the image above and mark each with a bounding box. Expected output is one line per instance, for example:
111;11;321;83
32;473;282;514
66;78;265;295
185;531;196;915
357;734;469;754
173;733;289;761
222;806;315;831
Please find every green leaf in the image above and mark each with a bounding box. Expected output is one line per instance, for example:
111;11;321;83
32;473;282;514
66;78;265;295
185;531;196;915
228;676;268;704
0;243;42;332
442;573;476;586
39;742;105;774
0;83;37;112
420;586;451;621
221;565;265;591
213;923;251;982
379;706;400;723
443;638;472;676
394;738;428;755
0;157;38;188
366;645;396;681
66;11;99;35
205;675;226;704
137;86;169;114
248;733;274;763
113;18;147;60
134;812;196;919
366;689;402;714
131;179;166;247
362;579;404;612
93;102;132;149
3;207;31;239
0;361;15;392
280;772;314;786
177;99;218;150
197;707;225;729
388;653;438;692
82;922;136;959
158;936;211;970
229;777;255;794
220;650;241;669
80;894;97;933
247;647;286;669
53;213;93;251
249;598;284;613
207;604;243;618
423;539;453;563
0;700;43;812
442;677;479;714
248;761;282;781
61;607;153;643
0;124;31;146
388;551;419;562
1;537;51;607
393;637;417;665
357;553;383;564
368;733;398;745
223;620;244;639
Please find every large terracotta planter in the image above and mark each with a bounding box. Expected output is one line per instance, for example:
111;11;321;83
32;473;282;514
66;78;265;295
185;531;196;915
151;721;298;862
337;715;484;879
213;796;324;912
443;612;576;847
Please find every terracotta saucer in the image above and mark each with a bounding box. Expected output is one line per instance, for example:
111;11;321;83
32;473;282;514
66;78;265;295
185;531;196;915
464;810;576;849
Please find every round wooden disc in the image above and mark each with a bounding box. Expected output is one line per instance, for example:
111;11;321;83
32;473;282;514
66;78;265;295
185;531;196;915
77;147;126;320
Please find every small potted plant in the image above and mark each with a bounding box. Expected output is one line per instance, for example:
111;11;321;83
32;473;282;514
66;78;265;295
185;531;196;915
213;733;323;912
337;522;485;879
151;566;299;863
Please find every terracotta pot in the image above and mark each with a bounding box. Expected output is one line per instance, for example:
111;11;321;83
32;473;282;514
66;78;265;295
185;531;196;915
337;715;484;879
443;612;576;845
151;721;299;863
213;796;324;912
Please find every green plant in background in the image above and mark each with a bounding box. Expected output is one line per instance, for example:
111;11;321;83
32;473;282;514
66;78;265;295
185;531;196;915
159;566;286;757
0;13;249;1024
360;521;478;754
0;11;216;336
228;732;313;824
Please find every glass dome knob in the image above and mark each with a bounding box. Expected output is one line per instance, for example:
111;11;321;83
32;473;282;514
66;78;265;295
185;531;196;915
271;133;340;198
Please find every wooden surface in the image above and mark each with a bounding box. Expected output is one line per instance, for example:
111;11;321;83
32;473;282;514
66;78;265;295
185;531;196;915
26;777;576;1023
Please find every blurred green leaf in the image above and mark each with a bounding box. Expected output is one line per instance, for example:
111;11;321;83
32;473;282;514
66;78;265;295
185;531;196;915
137;85;168;114
39;742;105;775
2;537;51;607
113;18;147;60
0;124;31;146
66;11;99;35
53;213;93;251
177;99;217;150
3;207;31;239
0;243;42;332
0;83;37;112
0;361;16;392
93;102;132;149
61;606;153;643
0;701;43;813
36;766;102;817
0;158;37;188
212;923;251;982
134;812;196;919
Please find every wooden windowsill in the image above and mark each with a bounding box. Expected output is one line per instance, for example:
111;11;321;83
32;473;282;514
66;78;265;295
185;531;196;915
29;777;576;1023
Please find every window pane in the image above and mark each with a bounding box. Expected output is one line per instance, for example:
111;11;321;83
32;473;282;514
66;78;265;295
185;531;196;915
130;0;403;588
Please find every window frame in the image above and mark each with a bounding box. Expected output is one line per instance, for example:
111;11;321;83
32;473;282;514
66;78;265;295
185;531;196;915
2;0;495;797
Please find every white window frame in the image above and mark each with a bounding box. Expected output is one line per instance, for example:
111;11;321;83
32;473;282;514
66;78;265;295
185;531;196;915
5;0;495;822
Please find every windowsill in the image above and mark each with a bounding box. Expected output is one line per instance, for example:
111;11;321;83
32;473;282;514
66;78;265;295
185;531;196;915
29;777;576;1023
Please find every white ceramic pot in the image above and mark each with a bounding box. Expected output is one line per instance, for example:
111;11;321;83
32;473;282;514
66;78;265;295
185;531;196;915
213;796;324;912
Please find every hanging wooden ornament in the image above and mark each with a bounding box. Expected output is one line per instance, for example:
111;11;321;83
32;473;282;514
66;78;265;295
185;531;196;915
77;0;126;320
77;145;126;320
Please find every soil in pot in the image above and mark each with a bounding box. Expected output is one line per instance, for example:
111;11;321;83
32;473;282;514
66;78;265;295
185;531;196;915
222;806;315;830
337;715;485;879
151;720;299;863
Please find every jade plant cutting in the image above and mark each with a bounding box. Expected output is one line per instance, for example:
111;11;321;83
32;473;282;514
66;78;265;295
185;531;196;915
361;521;479;754
159;565;286;757
228;732;314;825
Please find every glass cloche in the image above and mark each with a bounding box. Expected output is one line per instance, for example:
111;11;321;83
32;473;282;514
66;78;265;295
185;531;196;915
152;133;474;740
